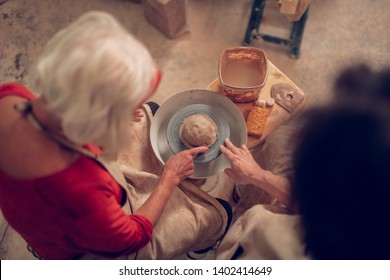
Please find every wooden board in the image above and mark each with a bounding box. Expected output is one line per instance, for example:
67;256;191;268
207;60;307;150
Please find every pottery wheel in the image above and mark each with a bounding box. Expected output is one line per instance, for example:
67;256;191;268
150;89;247;178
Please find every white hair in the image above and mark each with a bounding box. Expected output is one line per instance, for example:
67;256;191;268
32;11;156;158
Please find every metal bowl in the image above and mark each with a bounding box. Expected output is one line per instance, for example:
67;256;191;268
150;89;247;178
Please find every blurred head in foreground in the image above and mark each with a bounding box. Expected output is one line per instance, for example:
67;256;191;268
293;65;390;259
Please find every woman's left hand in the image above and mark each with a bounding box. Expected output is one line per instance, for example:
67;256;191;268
132;108;144;122
220;138;265;185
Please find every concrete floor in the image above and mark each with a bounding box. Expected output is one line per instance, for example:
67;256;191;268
0;0;389;259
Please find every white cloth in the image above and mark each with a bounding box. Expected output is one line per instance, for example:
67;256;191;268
216;205;308;260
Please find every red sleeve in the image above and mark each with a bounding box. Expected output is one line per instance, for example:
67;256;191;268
59;181;153;257
0;83;37;100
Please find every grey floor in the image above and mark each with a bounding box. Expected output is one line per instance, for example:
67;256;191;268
0;0;389;259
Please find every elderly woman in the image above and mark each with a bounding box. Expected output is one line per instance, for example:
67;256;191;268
0;11;229;260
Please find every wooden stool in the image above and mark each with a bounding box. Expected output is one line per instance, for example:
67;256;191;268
243;0;310;59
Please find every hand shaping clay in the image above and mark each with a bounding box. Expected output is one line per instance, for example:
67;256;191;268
179;114;218;148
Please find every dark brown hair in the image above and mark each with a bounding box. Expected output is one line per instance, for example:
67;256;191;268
292;65;390;259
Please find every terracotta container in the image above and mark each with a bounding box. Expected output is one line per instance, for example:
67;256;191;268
218;47;268;103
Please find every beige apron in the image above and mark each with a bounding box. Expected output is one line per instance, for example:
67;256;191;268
23;102;227;260
216;205;307;260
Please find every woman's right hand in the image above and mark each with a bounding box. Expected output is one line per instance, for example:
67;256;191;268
161;146;208;188
137;146;208;225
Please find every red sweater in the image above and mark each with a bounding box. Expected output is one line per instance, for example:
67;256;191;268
0;83;152;259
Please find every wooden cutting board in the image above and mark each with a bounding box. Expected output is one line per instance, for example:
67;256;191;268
207;60;307;150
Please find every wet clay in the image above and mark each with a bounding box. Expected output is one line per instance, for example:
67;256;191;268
179;114;218;148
